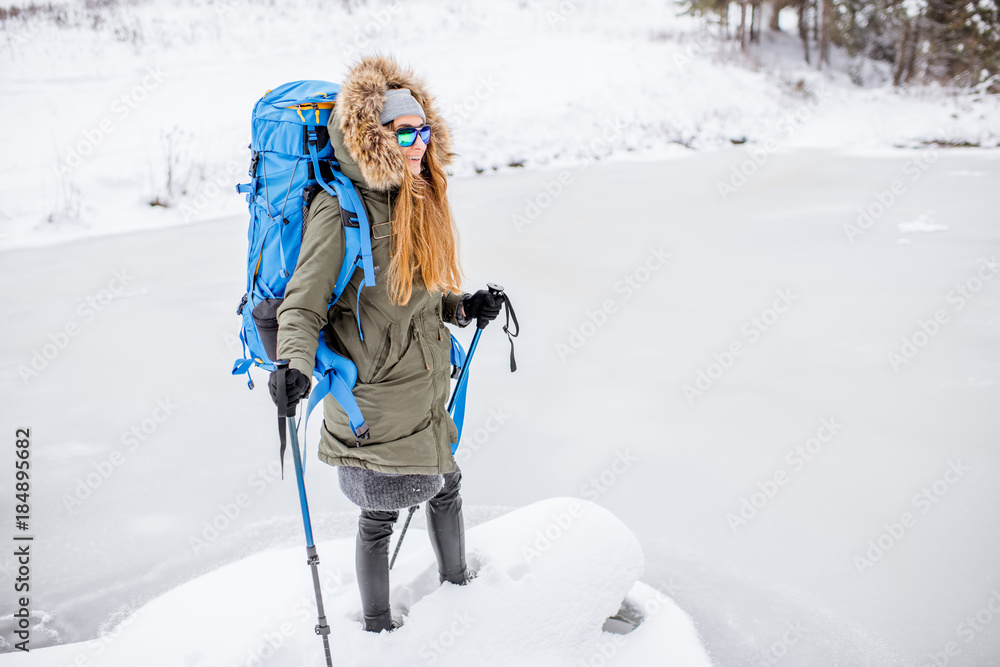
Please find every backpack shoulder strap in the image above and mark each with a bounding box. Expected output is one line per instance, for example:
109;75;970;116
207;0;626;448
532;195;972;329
300;136;375;448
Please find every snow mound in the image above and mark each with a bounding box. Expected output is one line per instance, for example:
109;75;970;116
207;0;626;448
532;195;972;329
6;499;712;666
898;212;948;233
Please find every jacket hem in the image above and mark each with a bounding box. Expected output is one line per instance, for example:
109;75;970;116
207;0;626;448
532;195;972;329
318;451;451;475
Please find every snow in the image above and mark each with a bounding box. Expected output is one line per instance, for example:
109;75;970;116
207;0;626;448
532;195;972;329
1;499;711;666
3;147;1000;665
2;0;999;250
2;1;1000;665
898;212;948;234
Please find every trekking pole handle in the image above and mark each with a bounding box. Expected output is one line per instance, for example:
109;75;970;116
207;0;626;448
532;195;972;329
274;359;297;418
478;283;505;330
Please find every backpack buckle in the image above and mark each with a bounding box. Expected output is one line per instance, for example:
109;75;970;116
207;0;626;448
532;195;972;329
353;424;370;446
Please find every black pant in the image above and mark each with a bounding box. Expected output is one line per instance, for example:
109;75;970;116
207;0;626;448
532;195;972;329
356;469;466;632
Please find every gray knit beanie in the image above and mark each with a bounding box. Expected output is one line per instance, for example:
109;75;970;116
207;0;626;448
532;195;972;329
378;88;426;126
338;466;444;511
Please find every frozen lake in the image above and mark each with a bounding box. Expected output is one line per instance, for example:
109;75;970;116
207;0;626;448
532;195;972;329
2;148;999;665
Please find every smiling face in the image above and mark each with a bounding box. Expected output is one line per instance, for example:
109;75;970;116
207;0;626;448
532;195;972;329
392;115;427;177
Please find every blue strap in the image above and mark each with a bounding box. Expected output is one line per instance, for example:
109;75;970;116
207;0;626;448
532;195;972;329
306;131;338;199
333;226;365;340
232;329;256;389
252;194;282;224
337;174;376;288
247;218;282;298
232;358;254;375
333;228;362;297
450;334;468;369
304;370;368;454
354;284;365;341
449;370;470;454
303;334;369;467
306;126;374;340
448;334;470;453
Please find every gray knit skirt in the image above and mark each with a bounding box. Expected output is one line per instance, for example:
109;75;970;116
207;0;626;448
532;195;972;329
337;466;446;511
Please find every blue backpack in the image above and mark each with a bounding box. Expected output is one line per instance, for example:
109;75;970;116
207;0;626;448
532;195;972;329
231;80;470;449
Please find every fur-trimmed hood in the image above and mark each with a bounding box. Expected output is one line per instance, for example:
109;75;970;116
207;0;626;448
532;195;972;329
331;55;453;192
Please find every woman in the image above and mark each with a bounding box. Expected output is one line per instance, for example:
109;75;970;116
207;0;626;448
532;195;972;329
269;55;501;633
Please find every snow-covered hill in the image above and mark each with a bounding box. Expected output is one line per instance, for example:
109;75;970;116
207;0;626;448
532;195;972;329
2;499;713;666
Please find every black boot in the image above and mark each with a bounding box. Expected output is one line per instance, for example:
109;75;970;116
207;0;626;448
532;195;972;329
356;508;398;632
426;469;473;585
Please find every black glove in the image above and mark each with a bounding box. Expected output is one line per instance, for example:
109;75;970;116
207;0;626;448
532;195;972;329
268;367;311;414
462;289;502;329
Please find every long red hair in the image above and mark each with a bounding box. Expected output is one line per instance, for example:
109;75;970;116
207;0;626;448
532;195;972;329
386;139;463;305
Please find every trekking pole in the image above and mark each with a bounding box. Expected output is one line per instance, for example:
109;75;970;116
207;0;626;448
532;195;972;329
447;283;512;413
275;361;334;667
390;284;513;570
388;505;418;570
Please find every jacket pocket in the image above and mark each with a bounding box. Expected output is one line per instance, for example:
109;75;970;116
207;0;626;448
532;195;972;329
365;323;394;384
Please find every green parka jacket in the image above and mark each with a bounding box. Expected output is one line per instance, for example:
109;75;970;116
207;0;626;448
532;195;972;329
276;57;467;475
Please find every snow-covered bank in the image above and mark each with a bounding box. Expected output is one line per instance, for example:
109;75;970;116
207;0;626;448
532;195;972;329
2;0;999;250
1;499;713;666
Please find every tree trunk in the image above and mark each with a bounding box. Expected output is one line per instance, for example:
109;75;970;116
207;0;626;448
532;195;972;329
799;0;810;64
905;15;921;84
750;2;760;43
740;1;748;51
817;0;831;68
893;18;912;86
769;0;782;32
812;0;819;43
